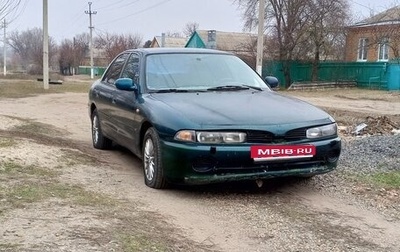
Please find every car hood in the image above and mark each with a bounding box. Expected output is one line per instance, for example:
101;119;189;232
149;90;332;128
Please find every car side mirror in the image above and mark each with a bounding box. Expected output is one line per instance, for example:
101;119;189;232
115;78;138;92
264;76;279;88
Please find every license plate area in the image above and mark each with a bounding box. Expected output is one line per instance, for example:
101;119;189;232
251;145;316;162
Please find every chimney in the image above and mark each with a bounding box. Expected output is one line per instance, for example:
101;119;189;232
207;30;216;49
161;33;166;47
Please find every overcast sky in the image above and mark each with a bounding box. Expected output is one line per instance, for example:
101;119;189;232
5;0;400;43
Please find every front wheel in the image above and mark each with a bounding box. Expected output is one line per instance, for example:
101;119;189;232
91;109;112;149
142;127;168;189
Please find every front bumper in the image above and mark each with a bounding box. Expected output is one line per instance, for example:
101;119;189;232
160;137;341;185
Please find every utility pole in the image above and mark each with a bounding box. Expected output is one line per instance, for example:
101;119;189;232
256;0;265;76
43;0;49;89
3;19;6;76
85;2;97;79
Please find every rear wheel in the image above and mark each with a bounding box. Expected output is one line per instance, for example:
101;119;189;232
143;127;168;189
91;109;112;149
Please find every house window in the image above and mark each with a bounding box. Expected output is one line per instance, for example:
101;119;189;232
378;38;389;61
357;38;368;61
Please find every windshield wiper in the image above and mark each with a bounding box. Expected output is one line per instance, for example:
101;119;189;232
207;85;249;91
153;88;189;93
241;84;263;91
207;84;263;92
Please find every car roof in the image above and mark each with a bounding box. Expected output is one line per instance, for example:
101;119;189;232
124;47;233;56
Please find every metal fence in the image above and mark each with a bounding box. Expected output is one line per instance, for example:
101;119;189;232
263;61;400;90
78;66;106;76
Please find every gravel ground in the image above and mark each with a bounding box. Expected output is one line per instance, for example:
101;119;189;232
309;134;400;221
340;134;400;174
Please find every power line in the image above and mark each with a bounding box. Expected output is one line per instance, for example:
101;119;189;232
348;0;374;12
97;0;173;26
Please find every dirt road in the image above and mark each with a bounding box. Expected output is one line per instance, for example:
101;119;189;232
1;91;399;252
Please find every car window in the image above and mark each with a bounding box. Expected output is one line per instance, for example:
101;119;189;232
121;54;140;84
103;53;129;85
145;53;268;90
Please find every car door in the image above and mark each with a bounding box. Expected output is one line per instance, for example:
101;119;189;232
112;53;143;154
95;53;130;141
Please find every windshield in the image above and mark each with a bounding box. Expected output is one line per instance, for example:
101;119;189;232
145;53;269;91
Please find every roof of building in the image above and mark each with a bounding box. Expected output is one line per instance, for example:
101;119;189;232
150;36;188;48
186;30;257;52
353;6;400;27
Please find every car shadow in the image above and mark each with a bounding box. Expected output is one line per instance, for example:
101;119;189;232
171;176;313;195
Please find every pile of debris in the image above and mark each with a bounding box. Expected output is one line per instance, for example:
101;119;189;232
339;116;400;136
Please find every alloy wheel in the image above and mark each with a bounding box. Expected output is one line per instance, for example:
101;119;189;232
144;138;155;181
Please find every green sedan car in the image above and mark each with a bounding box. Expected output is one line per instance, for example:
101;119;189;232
88;48;341;189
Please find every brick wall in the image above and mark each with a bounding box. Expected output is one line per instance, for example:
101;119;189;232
345;24;400;62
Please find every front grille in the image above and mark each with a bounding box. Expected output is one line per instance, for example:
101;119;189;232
246;128;308;144
285;128;307;141
246;131;274;143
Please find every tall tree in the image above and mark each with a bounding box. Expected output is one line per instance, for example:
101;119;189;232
59;39;74;75
8;28;57;74
306;0;349;81
94;32;142;62
58;33;89;75
233;0;350;86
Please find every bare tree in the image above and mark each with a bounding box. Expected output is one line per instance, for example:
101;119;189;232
306;0;350;81
165;31;183;38
233;0;350;86
8;28;57;74
183;22;199;37
234;0;311;86
143;40;152;48
269;0;311;86
73;33;90;65
58;39;74;75
58;34;89;75
94;32;142;62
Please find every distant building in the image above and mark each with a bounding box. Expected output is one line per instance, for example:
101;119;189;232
186;30;256;53
185;30;257;67
345;6;400;62
150;33;188;48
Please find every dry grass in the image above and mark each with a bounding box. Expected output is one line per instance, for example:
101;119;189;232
0;77;92;99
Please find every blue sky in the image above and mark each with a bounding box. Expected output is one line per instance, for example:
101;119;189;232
5;0;400;43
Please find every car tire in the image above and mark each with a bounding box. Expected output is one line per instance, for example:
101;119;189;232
143;127;168;189
91;109;112;149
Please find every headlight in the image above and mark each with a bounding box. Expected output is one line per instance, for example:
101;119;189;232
306;123;337;139
174;130;196;142
174;131;246;144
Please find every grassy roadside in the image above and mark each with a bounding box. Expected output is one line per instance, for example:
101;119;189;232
0;77;92;98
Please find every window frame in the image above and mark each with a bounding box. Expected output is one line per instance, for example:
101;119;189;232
378;38;389;62
357;38;369;62
120;53;140;84
102;53;130;85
